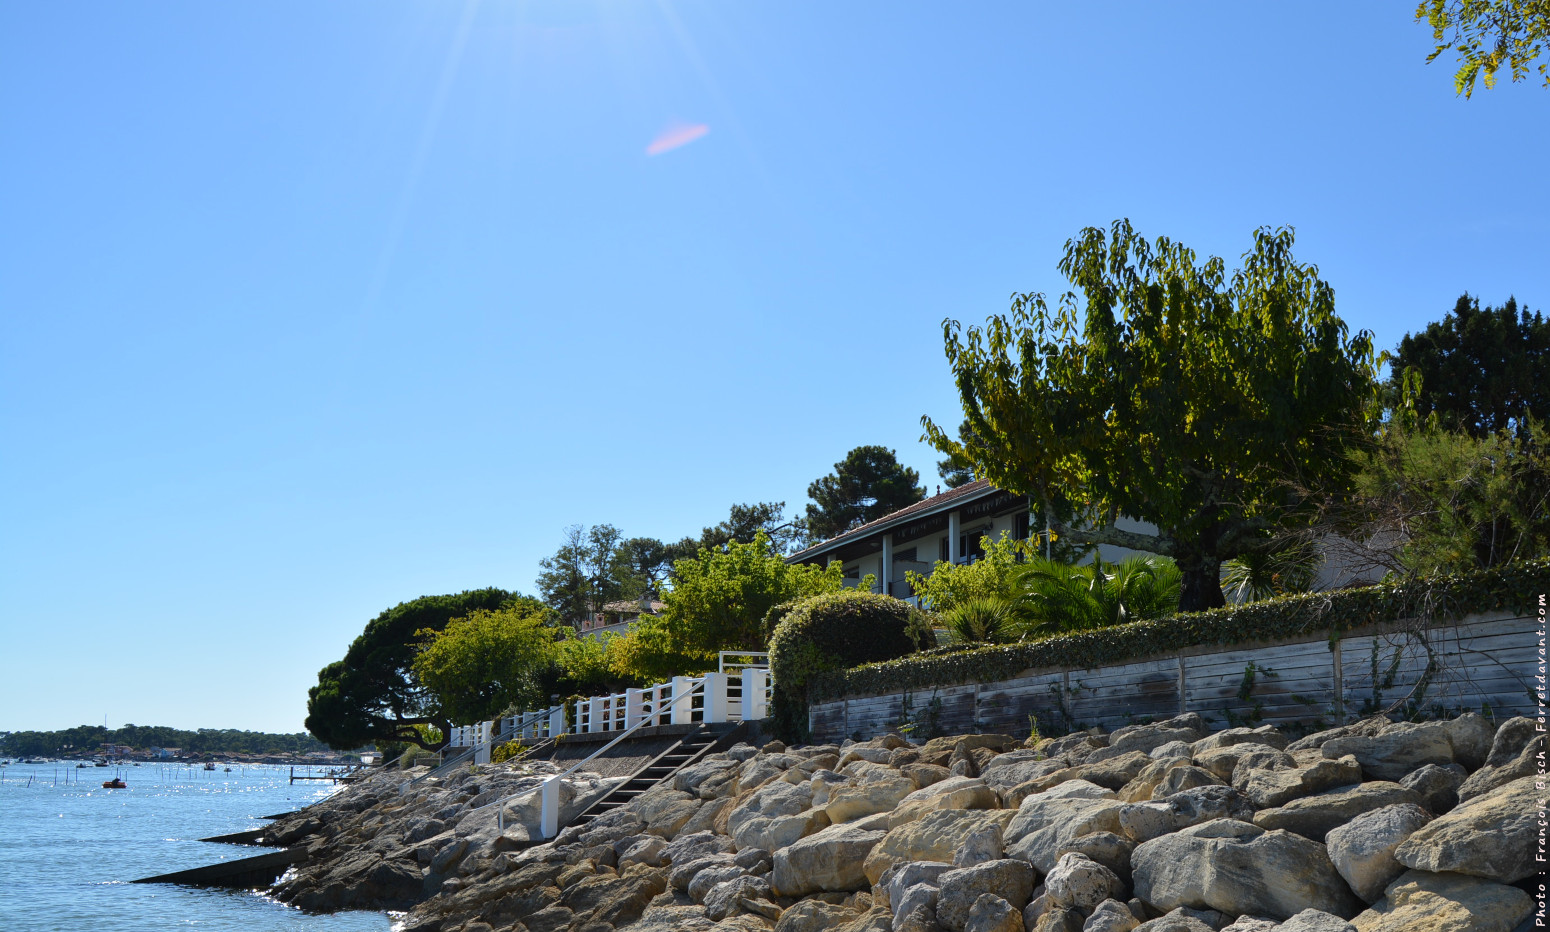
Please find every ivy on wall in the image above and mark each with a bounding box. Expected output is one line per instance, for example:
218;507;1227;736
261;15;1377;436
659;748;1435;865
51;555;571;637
809;559;1550;703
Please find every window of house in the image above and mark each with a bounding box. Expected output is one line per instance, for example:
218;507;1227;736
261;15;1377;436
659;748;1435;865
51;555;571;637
939;537;950;563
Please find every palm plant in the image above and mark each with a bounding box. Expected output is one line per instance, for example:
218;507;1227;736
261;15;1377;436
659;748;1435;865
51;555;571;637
1220;541;1321;603
941;597;1017;644
1009;555;1181;638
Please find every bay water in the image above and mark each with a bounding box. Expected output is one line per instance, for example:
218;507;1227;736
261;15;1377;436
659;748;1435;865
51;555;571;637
0;761;393;931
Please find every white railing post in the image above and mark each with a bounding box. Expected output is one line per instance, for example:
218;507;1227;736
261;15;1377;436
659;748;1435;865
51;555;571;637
587;696;605;733
743;668;768;720
670;676;695;725
624;688;644;729
549;705;565;738
475;721;492;765
540;776;559;838
703;672;728;723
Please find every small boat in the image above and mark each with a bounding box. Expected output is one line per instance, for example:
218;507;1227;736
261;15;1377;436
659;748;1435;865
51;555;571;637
102;778;127;789
223;766;232;772
76;762;87;769
204;762;216;771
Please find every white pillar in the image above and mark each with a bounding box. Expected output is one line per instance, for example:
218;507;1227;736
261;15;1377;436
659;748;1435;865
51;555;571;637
703;672;728;723
742;669;768;720
670;676;695;725
624;688;645;729
948;510;961;564
549;706;565;737
540;777;559;838
588;696;605;733
475;721;492;765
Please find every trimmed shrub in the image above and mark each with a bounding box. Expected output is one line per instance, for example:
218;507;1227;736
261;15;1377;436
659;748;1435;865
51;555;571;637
768;589;923;742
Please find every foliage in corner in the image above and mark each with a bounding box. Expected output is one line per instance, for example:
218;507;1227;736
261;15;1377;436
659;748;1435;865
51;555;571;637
809;558;1550;704
768;589;925;742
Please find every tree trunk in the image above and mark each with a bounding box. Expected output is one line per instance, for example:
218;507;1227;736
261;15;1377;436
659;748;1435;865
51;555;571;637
1176;553;1226;612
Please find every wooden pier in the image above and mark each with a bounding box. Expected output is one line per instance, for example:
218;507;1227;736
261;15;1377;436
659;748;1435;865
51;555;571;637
288;764;365;784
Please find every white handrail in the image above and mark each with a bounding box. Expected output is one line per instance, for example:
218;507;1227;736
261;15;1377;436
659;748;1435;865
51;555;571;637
494;677;708;838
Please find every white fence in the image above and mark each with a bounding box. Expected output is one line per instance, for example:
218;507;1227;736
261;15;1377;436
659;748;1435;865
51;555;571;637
446;665;771;764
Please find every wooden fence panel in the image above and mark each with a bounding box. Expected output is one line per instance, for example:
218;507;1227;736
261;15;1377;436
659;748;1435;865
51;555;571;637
1065;657;1181;732
809;612;1540;743
1185;639;1336;731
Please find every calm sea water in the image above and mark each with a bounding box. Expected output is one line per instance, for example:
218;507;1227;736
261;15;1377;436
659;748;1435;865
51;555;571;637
0;761;393;931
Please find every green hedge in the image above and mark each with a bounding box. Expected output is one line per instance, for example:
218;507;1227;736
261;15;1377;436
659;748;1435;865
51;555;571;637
809;559;1550;703
768;589;924;742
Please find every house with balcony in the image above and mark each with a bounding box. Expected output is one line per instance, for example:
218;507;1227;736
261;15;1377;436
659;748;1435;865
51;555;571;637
575;594;665;640
785;479;1155;603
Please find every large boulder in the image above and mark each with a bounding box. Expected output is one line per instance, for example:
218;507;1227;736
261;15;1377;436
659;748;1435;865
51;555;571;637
634;789;705;839
876;859;955;912
1276;909;1355;932
1284;718;1390;753
982;756;1070;795
1041;852;1121;913
1318;716;1491;781
1323;804;1431;905
965;893;1024;932
1148;767;1222;800
888;776;1001;828
736;753;802;793
1393;774;1540;883
824;771;917;823
1004;785;1126;874
1350;869;1532;932
937;859;1038;931
1397;764;1464;815
727;781;815;838
1116;759;1191;803
734;808;830;853
771;817;889;896
1083;899;1141;932
1131;820;1361;921
1234;756;1363;809
865;809;1017;884
1118;786;1255;843
1251;782;1424;841
1087;716;1205;764
1008;754;1153;806
1457;726;1544;802
1191;726;1288;754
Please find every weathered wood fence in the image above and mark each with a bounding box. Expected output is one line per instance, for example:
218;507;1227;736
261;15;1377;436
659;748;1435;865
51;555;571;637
809;610;1541;742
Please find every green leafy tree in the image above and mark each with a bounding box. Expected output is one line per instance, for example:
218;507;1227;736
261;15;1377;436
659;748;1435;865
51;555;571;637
805;446;926;543
1388;293;1547;437
1416;0;1549;96
411;602;557;725
537;524;633;623
612;532;846;681
1315;420;1550;578
304;588;514;751
935;421;980;489
905;531;1034;613
924;220;1380;611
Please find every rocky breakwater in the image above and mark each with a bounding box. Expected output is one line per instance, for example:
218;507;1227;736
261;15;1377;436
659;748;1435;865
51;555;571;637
262;759;624;912
272;712;1543;932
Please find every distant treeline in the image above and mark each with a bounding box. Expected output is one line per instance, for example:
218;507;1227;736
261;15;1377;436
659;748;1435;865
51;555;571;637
0;724;332;757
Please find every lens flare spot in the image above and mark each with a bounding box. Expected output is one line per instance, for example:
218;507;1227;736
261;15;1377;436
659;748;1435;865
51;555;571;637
646;122;710;156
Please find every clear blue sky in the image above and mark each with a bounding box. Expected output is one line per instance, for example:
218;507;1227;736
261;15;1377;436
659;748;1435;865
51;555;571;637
2;2;1546;734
